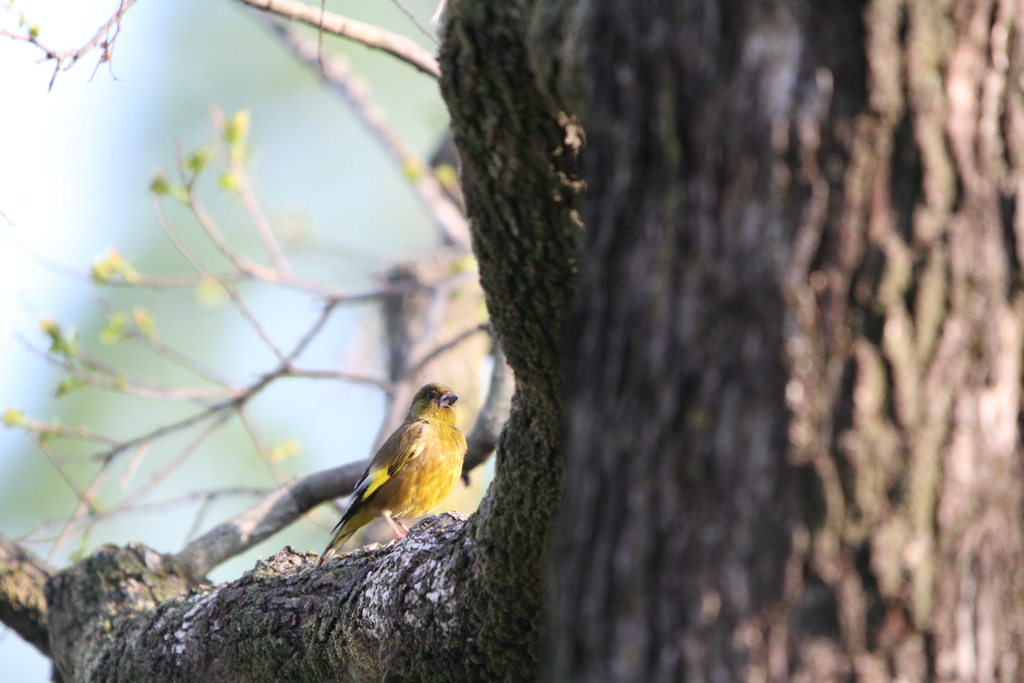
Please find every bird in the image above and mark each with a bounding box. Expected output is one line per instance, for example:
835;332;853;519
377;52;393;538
317;382;468;567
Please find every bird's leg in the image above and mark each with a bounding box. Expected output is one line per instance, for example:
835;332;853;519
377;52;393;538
384;513;408;540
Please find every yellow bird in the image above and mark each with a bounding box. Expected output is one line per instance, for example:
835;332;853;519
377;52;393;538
318;383;468;567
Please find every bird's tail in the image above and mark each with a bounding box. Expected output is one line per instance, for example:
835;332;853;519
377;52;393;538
317;511;374;567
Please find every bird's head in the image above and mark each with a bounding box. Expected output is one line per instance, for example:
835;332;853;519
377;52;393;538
408;383;459;423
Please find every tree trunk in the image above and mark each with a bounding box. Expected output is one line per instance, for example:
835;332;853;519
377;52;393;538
552;0;1024;681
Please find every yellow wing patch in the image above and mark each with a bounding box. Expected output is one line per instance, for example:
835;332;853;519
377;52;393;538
362;441;425;500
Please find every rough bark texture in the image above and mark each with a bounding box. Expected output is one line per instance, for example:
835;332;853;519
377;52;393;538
553;0;1024;681
0;537;52;657
44;516;481;682
440;0;581;675
554;0;810;679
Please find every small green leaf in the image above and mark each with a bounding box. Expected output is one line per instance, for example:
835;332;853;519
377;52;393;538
184;147;212;175
149;173;171;196
56;377;85;397
224;109;251;145
99;311;128;344
40;318;76;357
91;249;138;284
149;172;187;203
3;407;25;427
132;306;156;340
27;24;39;39
218;172;238;191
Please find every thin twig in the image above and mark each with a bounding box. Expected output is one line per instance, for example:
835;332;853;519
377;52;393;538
209;105;292;273
388;0;438;45
3;218;248;289
237;405;287;484
48;464;109;561
285;299;340;363
266;19;470;249
237;0;440;78
90;400;240;464
34;440;91;507
408;323;489;377
184;495;218;545
284;367;392;390
13;415;121;447
26;340;233;403
22;488;268;543
121;412;234;508
155;194;287;363
138;336;238;388
15;333;228;404
1;0;139;90
180;189;355;299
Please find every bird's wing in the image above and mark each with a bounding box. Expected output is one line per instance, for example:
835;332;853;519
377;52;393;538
333;422;428;531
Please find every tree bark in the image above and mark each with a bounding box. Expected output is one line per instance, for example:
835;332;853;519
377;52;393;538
552;0;1024;681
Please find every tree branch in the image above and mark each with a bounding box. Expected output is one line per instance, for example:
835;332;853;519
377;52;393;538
47;516;478;682
1;0;138;90
462;341;513;476
172;461;364;580
0;537;53;656
236;0;441;78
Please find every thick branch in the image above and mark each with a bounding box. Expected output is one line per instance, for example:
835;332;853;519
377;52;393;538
46;515;483;683
0;537;53;656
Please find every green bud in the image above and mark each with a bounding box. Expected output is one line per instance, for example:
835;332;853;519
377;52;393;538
225;110;251;144
3;408;26;427
99;311;128;344
149;173;171;196
132;306;156;340
56;377;85;397
185;147;212;175
218;172;238;191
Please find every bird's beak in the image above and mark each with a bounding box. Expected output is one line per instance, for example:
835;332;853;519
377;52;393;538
439;391;458;408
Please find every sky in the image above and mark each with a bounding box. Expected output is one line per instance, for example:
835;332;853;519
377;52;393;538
0;0;451;677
